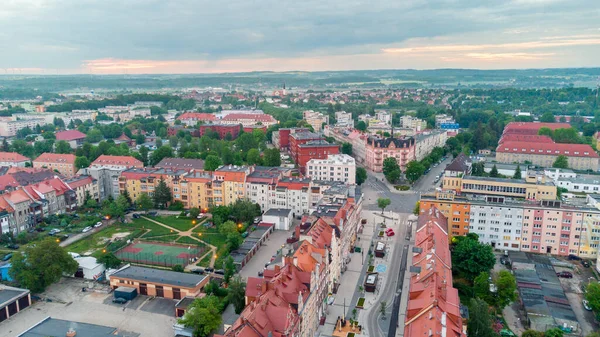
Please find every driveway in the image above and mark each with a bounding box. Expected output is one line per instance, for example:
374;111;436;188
238;225;296;280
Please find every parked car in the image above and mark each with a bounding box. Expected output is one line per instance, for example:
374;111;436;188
48;229;61;235
581;260;590;268
214;269;225;275
35;227;46;232
112;297;128;304
500;257;507;265
253;217;261;224
204;267;214;273
556;271;573;278
59;234;70;242
94;221;103;228
82;226;93;233
132;213;140;219
385;228;395;237
147;211;158;217
583;299;592;311
568;254;582;261
258;270;264;277
6;244;19;250
1;254;12;261
190;268;204;275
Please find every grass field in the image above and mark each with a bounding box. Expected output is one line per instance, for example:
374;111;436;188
144;234;180;243
66;225;139;255
176;236;205;246
196;253;212;267
132;218;173;237
154;215;198;231
115;241;205;267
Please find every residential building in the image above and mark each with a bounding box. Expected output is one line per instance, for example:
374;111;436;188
64;175;99;206
198;124;242;139
272;128;310;150
420;191;471;238
434;114;456;127
334;110;353;128
0;152;29;167
155;158;204;171
365;136;415;172
167;125;201;138
82;166;123;201
375;110;392;125
442;174;557;201
414;130;447;161
33;153;77;177
302;217;341;294
444;153;471;178
295;142;340;174
306;154;356;184
303;110;329;132
0;190;36;232
268;177;311;217
179;170;214;210
109;265;209;299
176;112;217;126
220;113;277;127
0;118;47;137
0;211;13;234
119;168;187;203
91;155;143;170
496;141;599;171
0;285;31;324
244;166;293;212
55;130;87;148
405;207;466;337
400;115;427;131
498;134;554;145
214;165;251;206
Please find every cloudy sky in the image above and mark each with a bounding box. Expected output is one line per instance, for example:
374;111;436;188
1;0;599;74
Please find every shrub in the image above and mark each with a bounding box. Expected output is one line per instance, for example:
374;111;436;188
357;297;366;308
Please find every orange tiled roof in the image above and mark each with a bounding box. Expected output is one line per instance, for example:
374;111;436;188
0;151;29;163
91;155;143;167
33;153;76;164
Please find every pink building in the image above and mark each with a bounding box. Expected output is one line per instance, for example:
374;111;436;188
365;136;415;172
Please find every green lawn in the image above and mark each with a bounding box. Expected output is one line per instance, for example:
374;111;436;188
176;236;205;246
196;253;212;267
154;215;199;231
66;225;136;255
144;234;180;243
132;218;174;237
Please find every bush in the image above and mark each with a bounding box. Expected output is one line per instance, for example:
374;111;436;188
394;185;410;191
357;297;366;308
168;201;184;211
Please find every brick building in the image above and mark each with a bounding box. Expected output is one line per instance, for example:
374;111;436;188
198;124;242;139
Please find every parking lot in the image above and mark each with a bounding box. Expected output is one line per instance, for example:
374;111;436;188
0;278;177;337
554;262;599;335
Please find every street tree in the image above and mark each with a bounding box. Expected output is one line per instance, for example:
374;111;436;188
341;142;352;155
355;167;367;185
178;295;223;337
153;178;172;209
224;256;235;284
405;160;425;183
228;276;246;314
585;282;600;312
377;198;391;214
136;193;153;213
9;239;78;293
466;298;496;337
451;233;495;282
553;155;569;169
380;301;387;319
356;121;367;131
494;270;518;310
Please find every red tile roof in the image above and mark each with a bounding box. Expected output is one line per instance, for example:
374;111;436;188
55;130;87;141
503;122;571;135
40;178;72;196
33;153;76;164
65;175;95;189
306;218;334;249
177;112;216;121
0;151;29;163
91;155;143;168
498;134;554;144
221;113;276;123
497;141;599;158
0;174;20;190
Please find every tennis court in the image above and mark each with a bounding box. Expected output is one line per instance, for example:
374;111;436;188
115;241;205;267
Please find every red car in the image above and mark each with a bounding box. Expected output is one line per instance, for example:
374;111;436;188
556;271;573;278
385;228;395;237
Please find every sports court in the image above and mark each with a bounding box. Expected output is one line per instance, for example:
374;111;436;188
115;241;204;267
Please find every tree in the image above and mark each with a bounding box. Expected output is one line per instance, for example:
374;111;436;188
74;156;90;170
355;167;367;185
494;270;517;310
472;162;485;176
230;199;261;223
513;165;522;179
383;157;402;183
228;276;246;314
246;148;261;165
153;178;172;209
262;148;281;167
97;253;121;268
356;120;367;131
54;140;72;154
489;164;499;178
224;256;235;284
219;220;238;235
53;117;65;128
138;146;149;166
204;155;222;171
544;328;565;337
115;194;130;215
585;282;600;312
380;301;387;319
538;126;554;137
136;193;153;213
377;198;391;214
226;232;243;251
2;138;9;151
521;330;544;337
121;189;133;205
413;201;420;215
341;142;352;155
189;207;201;220
553;155;569;169
539;111;555;123
178;296;223;337
150;145;174;166
172;264;185;272
405;161;425;183
451;233;495;282
86;129;104;143
9;239;78;293
466;298;497;337
85;198;98;209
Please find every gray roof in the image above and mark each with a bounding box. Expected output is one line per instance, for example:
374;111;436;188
446;153;470;173
264;208;292;217
17;317;138;337
111;265;206;288
290;131;322;140
155;158;204;170
0;285;29;308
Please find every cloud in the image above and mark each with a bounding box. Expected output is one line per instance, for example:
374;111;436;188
0;0;598;73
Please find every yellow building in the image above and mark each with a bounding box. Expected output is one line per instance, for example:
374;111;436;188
119;168;187;202
443;174;556;201
179;171;214;210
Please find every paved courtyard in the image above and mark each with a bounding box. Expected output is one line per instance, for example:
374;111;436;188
0;278;177;337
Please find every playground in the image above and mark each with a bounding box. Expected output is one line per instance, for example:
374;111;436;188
115;241;205;267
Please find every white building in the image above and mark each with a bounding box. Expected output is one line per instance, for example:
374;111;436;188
400;115;427;131
555;177;600;194
306;154;356;185
303;110;329;132
335;111;354;128
414;130;448;161
468;203;524;250
262;208;293;230
0;119;47;137
73;256;106;280
375;111;392;125
544;168;577;182
435;114;456;127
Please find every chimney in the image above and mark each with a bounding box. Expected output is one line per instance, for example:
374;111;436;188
274;265;281;273
261;280;267;294
293;256;298;267
66;329;76;337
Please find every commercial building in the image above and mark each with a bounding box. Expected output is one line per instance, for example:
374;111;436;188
0;152;29;167
365;136;415;172
0;285;31;324
55;130;87;148
442;174;557;201
496;141;599;171
405;207;466;337
109;265;209;299
220;113;277;127
303;110;329;132
33;153;77;177
306;154;356;184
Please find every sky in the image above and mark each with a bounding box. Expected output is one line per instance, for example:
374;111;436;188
1;0;599;74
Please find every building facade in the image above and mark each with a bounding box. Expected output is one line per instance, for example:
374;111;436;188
306;154;356;184
33;153;77;177
365;136;415;172
0;152;29;167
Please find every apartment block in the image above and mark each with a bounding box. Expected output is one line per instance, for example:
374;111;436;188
303;110;329;132
119;168;187;202
176;112;217;126
400;115;427;131
414;130;447;161
33;153;77;177
334;110;354;128
365;136;415;172
306;154;356;184
220;113;277;127
91;155;143;170
64;175;99;206
272;128;310;150
0;118;47;137
0;152;29;167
